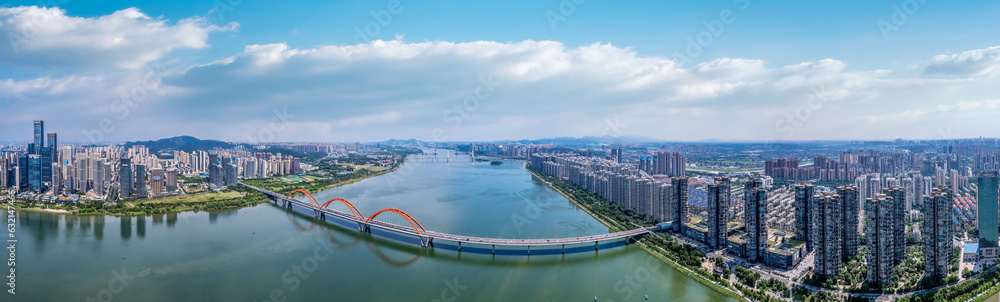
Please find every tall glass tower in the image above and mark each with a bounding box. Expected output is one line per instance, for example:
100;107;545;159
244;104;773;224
979;172;999;248
33;121;44;153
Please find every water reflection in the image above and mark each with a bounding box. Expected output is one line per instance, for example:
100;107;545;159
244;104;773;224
120;216;131;240
167;212;177;228
137;215;146;239
94;215;104;241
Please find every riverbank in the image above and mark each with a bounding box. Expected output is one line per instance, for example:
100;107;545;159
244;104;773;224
525;164;748;302
524;165;622;232
8;162;406;217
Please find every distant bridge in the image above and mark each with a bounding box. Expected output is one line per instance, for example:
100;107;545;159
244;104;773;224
405;156;475;163
240;182;654;255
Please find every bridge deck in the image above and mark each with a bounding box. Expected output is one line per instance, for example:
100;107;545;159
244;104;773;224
241;182;653;247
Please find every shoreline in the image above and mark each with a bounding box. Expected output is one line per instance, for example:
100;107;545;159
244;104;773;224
10;162;406;217
524;164;747;302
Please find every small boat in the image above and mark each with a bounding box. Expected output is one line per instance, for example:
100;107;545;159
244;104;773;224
645;295;649;300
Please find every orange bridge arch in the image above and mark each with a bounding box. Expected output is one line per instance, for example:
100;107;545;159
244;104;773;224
286;189;319;209
321;198;366;221
365;209;427;235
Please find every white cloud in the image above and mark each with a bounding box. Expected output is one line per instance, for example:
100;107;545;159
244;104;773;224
0;6;237;70
924;46;1000;77
3;35;1000;142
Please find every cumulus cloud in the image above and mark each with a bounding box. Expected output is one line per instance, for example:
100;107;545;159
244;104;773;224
0;6;237;70
924;46;1000;77
2;35;1000;142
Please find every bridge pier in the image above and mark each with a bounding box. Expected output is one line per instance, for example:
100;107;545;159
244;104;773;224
562;244;565;254
492;244;495;255
458;241;461;252
595;241;599;251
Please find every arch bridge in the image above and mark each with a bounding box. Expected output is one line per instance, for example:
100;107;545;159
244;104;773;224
240;182;655;255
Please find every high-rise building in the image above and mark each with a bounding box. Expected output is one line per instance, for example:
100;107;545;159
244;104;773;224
935;168;947;188
150;168;164;196
671;176;688;233
135;164;147;198
794;183;816;251
92;161;104;196
839;185;861;260
27;154;42;192
42;133;56;184
224;163;238;187
866;194;895;287
707;176;730;249
33;121;43;153
745;178;768;262
815;193;843;280
119;158;133;199
978;173;999;259
884;186;907;266
923;186;954;280
165;168;179;192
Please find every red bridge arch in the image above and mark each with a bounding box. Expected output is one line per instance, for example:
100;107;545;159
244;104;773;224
286;189;319;209
365;209;427;235
321;198;366;221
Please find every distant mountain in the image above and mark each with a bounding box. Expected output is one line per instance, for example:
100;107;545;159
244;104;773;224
125;136;232;153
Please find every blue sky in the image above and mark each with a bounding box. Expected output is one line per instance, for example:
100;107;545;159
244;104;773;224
1;0;999;143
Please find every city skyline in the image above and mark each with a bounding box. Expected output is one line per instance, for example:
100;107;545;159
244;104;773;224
1;2;1000;143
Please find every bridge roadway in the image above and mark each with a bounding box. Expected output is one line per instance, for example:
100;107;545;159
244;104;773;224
240;182;655;253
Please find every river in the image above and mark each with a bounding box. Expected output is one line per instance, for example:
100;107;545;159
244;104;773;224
5;150;732;301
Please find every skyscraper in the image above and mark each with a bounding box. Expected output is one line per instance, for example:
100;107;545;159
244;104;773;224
119;158;133;199
978;172;999;259
745;178;768;263
135;164;147;198
924;186;954;280
839;185;861;260
671;176;688;233
884;186;907;266
33;121;43;153
42;133;56;184
165;168;179;192
707;176;730;249
794;183;816;251
27;154;42;192
150;168;164;196
815;193;843;280
866;194;895;287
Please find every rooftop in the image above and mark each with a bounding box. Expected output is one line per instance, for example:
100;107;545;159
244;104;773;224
964;242;980;254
